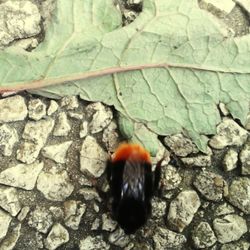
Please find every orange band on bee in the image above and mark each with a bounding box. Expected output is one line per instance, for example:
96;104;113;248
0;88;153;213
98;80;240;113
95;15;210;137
112;143;151;163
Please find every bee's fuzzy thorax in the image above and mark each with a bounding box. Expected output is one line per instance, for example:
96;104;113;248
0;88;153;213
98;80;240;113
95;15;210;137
112;143;151;164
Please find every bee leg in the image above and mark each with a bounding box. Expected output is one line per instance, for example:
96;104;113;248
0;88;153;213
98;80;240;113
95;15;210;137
154;159;162;191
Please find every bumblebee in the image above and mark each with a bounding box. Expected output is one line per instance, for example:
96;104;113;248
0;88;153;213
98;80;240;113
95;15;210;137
106;143;161;234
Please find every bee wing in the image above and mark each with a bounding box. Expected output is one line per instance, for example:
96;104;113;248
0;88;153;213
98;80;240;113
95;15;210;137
122;159;145;201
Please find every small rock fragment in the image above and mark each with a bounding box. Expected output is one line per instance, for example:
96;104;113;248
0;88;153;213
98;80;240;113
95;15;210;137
91;218;100;230
60;96;79;110
78;188;101;202
102;213;117;232
28;99;46;121
151;198;166;220
0;124;18;156
80;136;108;177
0;95;27;123
49;206;64;220
68;112;83;120
164;133;198;157
64;200;86;230
209;118;248;149
28;207;53;234
214;203;235;216
161;165;182;191
79;121;88;138
42;141;72;164
192;222;217;248
220;240;250;250
0;186;21;216
167;190;201;232
0;161;44;190
153;227;187;250
17;206;30;221
102;122;119;152
108;228;130;248
0;209;12;241
53;112;71;136
239;141;250;175
86;102;113;134
0;223;21;250
22;118;55;146
223;148;238;171
44;223;69;250
80;236;110;250
16;141;41;164
193;170;228;201
219;103;229;116
203;0;235;14
0;1;41;48
213;214;247;243
37;167;74;201
227;177;250;214
47;100;58;116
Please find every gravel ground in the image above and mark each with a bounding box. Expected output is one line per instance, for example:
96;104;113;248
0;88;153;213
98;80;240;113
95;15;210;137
0;1;250;249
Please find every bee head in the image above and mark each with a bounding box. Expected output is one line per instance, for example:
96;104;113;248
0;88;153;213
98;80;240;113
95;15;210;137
116;197;148;234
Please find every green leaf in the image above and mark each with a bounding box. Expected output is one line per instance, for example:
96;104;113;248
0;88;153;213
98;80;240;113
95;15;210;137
1;0;250;153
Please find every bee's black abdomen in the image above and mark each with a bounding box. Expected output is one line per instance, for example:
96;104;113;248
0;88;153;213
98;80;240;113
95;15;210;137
106;144;161;234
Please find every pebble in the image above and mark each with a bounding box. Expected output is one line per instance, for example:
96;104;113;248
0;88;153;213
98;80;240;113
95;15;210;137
0;161;44;190
60;96;79;110
220;240;250;250
44;223;69;250
167;190;201;232
28;99;46;120
49;206;64;220
0;95;27;123
102;213;117;232
42;141;72;164
151;198;166;220
102;122;119;152
223;148;238;171
80;136;108;177
161;164;182;190
181;148;212;167
209;118;248;149
193;170;228;201
28;206;53;234
0;186;21;216
79;236;110;250
164;133;198;157
79;121;88;138
17;206;30;221
227;177;250;214
153;227;186;250
86;102;113;134
78;188;101;202
203;0;235;13
22;118;55;146
47;100;58;116
16;141;41;164
191;222;217;248
0;124;18;156
214;203;235;216
37;167;74;201
0;209;12;241
108;228;130;248
68;111;83;120
219;103;229;116
0;1;41;47
213;214;247;243
0;223;21;250
239;140;250;175
64;200;86;230
91;218;100;230
53;112;71;136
